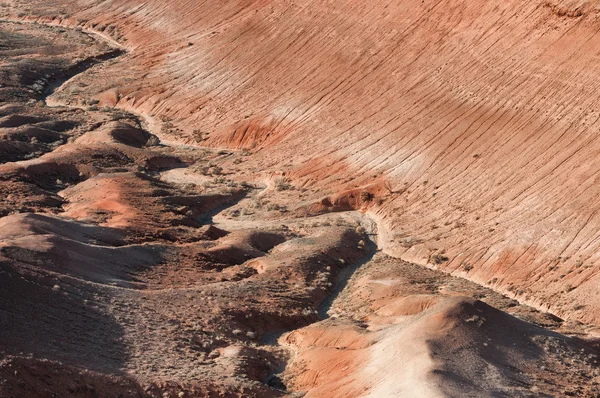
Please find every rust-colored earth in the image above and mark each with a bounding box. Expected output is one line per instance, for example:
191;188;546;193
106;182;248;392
2;1;600;397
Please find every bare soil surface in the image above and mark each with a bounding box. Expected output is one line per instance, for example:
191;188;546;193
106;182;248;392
1;3;600;398
5;0;600;326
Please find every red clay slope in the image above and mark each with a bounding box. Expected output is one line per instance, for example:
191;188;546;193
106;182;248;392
6;0;600;325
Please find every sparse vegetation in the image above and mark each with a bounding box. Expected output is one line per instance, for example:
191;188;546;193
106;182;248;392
266;203;286;212
5;15;600;398
146;134;160;146
564;284;575;293
274;177;293;191
360;191;374;202
430;253;449;265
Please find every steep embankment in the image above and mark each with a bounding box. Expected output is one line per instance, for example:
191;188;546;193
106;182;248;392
1;12;600;397
4;0;600;325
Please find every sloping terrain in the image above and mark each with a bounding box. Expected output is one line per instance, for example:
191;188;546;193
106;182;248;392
0;21;373;397
283;254;600;397
2;1;600;397
3;0;600;325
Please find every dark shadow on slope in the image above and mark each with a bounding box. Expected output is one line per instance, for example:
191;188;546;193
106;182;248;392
0;260;129;375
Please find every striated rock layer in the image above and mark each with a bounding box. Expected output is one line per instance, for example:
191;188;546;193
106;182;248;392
4;0;600;325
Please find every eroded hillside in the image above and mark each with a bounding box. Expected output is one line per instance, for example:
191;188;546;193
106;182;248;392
3;0;600;325
2;0;600;397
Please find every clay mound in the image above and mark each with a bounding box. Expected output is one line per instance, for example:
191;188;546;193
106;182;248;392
61;171;246;241
1;125;64;143
0;253;129;375
106;123;156;148
0;356;145;398
0;109;86;165
0;114;45;128
202;230;287;266
374;294;442;317
0;139;40;163
74;121;156;148
0;212;125;245
0;137;141;192
285;296;599;397
0;213;163;287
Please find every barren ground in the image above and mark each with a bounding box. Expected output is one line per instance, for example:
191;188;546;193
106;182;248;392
1;1;600;397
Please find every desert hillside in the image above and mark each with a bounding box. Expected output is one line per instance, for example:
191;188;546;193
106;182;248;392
5;0;600;323
1;0;600;397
